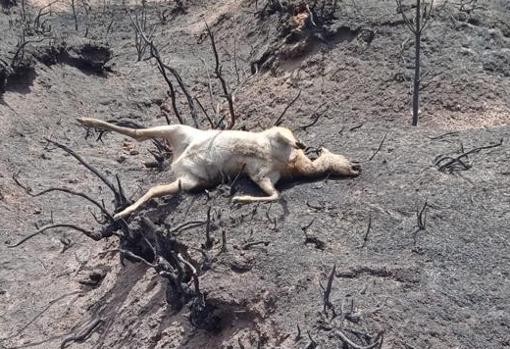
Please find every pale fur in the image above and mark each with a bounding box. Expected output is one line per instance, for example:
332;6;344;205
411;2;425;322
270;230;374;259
77;117;360;220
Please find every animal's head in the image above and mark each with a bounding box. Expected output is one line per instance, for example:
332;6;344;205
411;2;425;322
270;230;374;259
267;127;306;150
321;147;361;177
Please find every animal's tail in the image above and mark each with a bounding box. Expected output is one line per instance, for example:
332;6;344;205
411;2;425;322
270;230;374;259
77;117;176;142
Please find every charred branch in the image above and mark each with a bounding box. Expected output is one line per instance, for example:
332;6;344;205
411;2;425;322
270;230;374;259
44;138;127;207
274;89;302;126
323;264;337;317
335;329;384;349
205;22;236;129
435;139;503;173
360;214;372;248
368;133;387;161
130;13;198;126
7;224;102;248
60;318;104;349
412;200;428;245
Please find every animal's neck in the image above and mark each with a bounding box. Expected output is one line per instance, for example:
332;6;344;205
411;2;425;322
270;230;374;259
164;127;194;158
285;152;330;178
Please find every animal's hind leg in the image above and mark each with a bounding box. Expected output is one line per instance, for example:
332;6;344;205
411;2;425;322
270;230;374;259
232;176;280;204
77;117;176;142
114;178;198;220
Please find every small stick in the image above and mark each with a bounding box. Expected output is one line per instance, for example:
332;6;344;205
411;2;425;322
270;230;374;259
349;123;363;131
300;105;329;131
168;220;206;235
335;329;384;349
242;240;270;250
204;207;213;249
205;21;236;129
221;231;227;252
295;324;302;342
428;131;458;140
60;318;104;349
178;253;200;294
368;133;387;161
0;291;83;341
412;200;428;245
306;331;317;349
101;248;156;267
360;214;372;248
436;139;503;173
195;96;215;128
8;224;101;248
274;90;302;126
45;138;125;205
27;187;114;222
323;264;337;317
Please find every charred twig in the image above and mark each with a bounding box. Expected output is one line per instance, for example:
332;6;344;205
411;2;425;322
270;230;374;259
44;138;126;206
274;90;302;126
349;123;363;131
11;38;44;69
335;329;384;349
427;131;459;140
295;324;302;342
24;187;114;222
323;264;337;317
195;96;215;128
301;218;316;234
199;57;217;121
177;253;200;294
412;200;428;245
168;220;207;235
306;330;318;349
60;318;104;349
204;207;214;249
33;0;59;34
360;214;372;248
132;4;156;61
7;224;102;248
0;291;83;342
435;139;503;173
242;240;270;250
130;14;198;126
221;231;228;252
205;21;236;129
102;248;156;267
368;133;387;161
300;104;329;131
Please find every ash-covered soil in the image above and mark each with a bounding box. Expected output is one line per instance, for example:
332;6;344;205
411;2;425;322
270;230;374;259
1;0;509;348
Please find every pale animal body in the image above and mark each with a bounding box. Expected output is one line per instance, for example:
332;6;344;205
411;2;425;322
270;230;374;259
77;118;360;220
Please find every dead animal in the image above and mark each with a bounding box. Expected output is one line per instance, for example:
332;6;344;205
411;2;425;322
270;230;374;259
78;118;360;220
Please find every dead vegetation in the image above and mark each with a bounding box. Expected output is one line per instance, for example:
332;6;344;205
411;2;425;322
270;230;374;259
1;0;510;348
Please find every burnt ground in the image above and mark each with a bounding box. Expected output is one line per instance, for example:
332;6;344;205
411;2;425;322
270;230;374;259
1;0;510;348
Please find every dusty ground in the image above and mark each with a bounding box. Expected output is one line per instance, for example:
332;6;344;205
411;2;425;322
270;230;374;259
1;0;509;348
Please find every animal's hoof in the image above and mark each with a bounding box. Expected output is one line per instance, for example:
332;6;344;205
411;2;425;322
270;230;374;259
77;117;94;126
232;196;248;204
113;212;126;221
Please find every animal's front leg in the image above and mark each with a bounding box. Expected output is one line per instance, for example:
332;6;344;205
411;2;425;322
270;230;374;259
113;178;197;220
232;177;280;204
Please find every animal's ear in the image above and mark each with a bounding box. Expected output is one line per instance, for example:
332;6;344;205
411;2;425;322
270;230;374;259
275;130;306;149
275;130;297;148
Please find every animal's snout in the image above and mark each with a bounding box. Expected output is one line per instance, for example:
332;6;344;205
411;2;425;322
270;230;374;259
351;161;362;172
